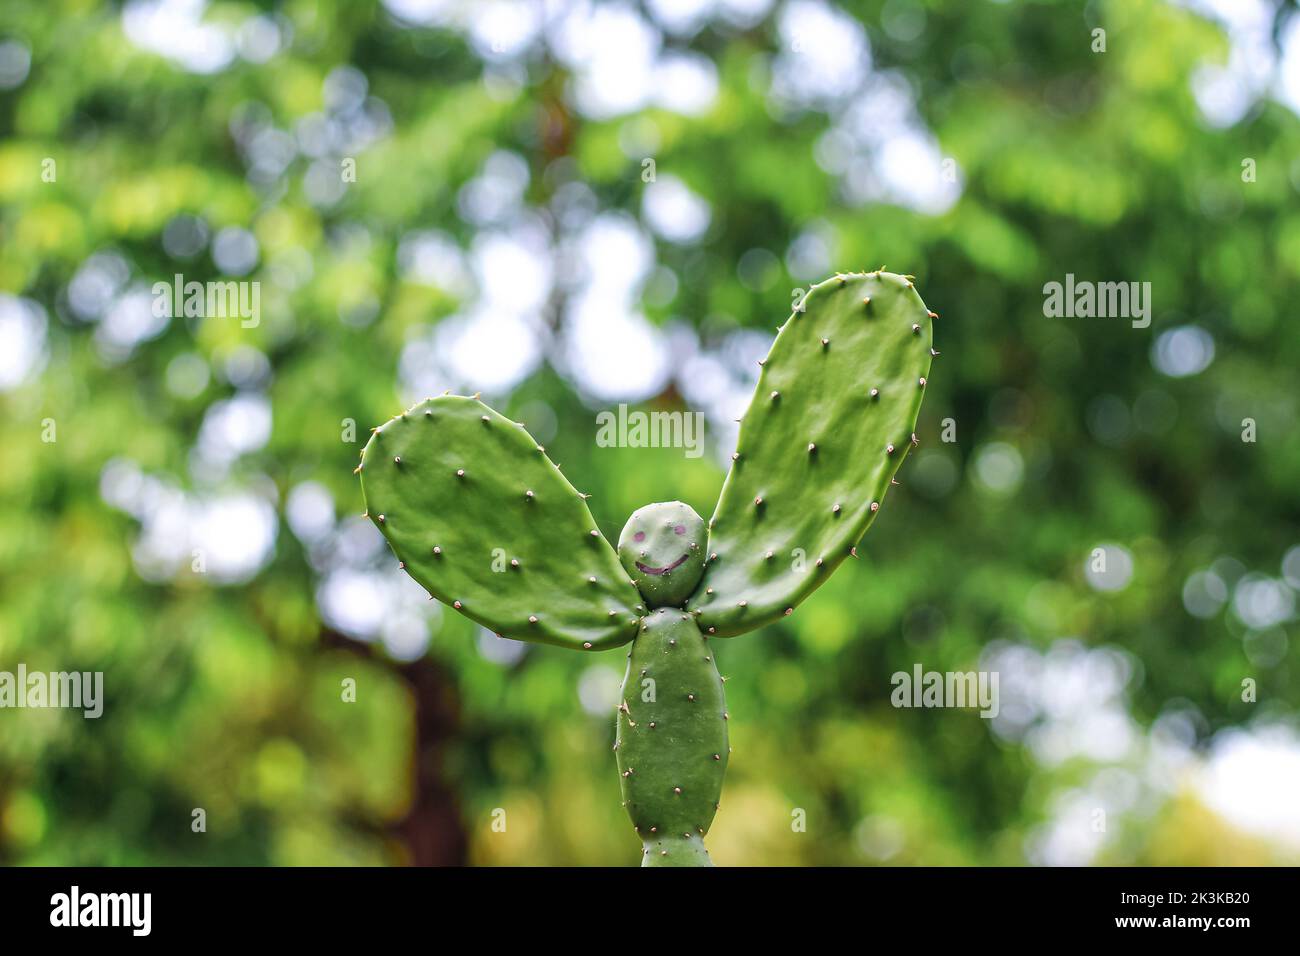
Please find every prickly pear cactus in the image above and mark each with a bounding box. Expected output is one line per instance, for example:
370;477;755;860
616;607;728;866
358;395;643;651
358;271;935;866
616;501;706;609
690;270;934;636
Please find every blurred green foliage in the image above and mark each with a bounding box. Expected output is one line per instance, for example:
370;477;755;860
1;0;1298;866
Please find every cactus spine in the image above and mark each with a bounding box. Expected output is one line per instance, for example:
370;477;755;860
359;272;935;866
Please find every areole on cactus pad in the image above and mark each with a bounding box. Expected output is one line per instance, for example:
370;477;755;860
359;270;936;865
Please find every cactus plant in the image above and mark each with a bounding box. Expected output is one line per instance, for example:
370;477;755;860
359;270;935;865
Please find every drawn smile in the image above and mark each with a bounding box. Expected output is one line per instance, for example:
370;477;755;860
636;554;690;576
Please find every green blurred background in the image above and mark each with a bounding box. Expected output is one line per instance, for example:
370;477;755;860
2;0;1299;866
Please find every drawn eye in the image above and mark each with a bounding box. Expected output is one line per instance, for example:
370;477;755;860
634;531;646;542
673;525;686;535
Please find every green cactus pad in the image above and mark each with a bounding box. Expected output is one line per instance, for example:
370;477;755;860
689;271;935;637
617;501;706;609
616;608;728;866
359;395;642;651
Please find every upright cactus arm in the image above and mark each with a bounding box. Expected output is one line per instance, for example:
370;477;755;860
616;608;728;866
359;395;643;651
689;271;935;638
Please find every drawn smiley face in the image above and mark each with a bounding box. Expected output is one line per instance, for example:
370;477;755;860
617;501;706;609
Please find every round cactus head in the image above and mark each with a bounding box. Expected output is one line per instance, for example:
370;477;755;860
617;501;706;608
